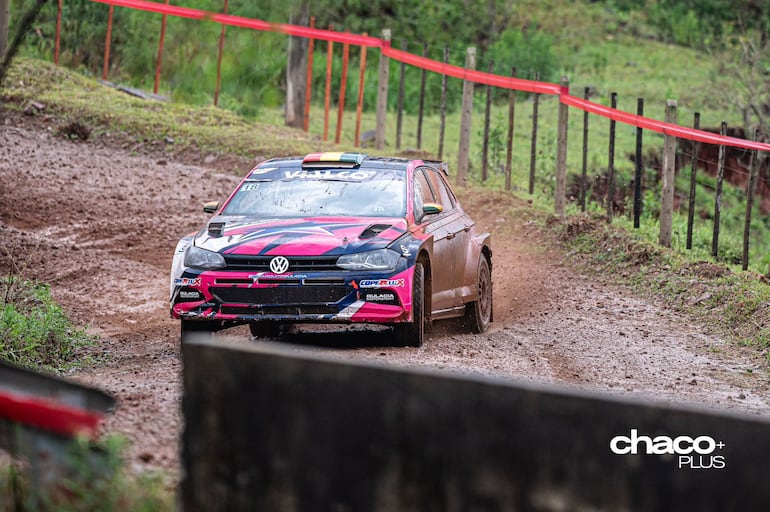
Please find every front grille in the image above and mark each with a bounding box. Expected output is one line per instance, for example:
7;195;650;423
221;305;338;316
210;285;350;304
223;255;340;272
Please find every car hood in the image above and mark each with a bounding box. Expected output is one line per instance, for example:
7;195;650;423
193;216;409;256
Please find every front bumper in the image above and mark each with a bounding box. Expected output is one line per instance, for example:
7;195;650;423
170;267;414;324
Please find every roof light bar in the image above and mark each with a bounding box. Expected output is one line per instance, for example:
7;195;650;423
302;152;367;168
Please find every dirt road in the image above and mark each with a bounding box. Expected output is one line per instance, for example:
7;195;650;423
1;115;767;473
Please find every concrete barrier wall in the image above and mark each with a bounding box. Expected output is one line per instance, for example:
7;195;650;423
181;337;770;511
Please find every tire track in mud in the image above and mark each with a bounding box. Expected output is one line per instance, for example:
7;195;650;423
0;119;768;474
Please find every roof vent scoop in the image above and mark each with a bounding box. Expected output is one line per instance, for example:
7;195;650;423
359;224;392;239
208;222;226;237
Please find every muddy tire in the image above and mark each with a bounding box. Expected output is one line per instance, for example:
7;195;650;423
394;262;425;348
249;322;282;339
465;255;492;333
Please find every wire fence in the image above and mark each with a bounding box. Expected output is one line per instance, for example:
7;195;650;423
38;0;770;270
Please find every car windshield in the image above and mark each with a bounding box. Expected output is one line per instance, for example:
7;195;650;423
222;167;406;218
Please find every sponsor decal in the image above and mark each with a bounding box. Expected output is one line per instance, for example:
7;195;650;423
284;170;375;180
610;429;726;470
400;244;411;256
174;277;201;287
249;167;278;175
249;273;307;280
364;292;396;302
358;279;405;288
179;290;202;300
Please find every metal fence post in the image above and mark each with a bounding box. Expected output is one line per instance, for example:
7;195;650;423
607;92;617;222
712;122;727;259
528;72;540;195
633;98;644;228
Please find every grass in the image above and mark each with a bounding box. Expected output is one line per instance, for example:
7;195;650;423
0;435;173;512
0;274;94;373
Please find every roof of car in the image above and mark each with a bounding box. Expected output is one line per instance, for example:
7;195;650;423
257;153;449;175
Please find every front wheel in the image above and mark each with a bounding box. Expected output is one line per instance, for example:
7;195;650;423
465;255;492;333
249;322;282;339
394;262;425;348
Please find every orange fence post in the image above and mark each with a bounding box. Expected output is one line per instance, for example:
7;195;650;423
102;5;114;81
354;35;367;147
54;0;62;65
303;17;315;132
323;24;333;141
213;0;229;106
335;37;350;144
154;0;170;95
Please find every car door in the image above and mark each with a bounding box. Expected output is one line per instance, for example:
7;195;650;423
414;167;463;312
425;169;469;307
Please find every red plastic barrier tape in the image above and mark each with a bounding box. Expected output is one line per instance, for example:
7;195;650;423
562;94;770;152
90;0;770;153
0;391;102;438
91;0;382;46
381;46;561;95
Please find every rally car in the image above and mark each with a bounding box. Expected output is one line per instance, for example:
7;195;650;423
170;152;492;347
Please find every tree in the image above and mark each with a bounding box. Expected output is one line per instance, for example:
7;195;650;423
0;0;9;60
285;0;308;129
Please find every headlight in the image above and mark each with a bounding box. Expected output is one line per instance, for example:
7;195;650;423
184;245;226;270
337;249;400;271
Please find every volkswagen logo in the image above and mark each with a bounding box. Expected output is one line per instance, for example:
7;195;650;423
269;256;290;274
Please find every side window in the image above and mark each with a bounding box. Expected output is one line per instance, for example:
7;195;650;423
413;169;435;221
426;169;454;211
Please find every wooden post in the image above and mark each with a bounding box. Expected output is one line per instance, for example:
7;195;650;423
456;47;476;186
438;46;449;160
742;129;761;270
555;76;569;216
659;100;677;248
712;122;727;259
335;37;350;144
528;72;540;195
481;60;493;182
686;112;701;249
580;87;589;212
354;35;367;147
214;0;231;106
323;25;333;141
607;92;617;222
395;39;406;150
303;17;315;133
54;0;62;65
416;44;427;150
633;98;644;228
504;67;516;192
155;0;170;96
375;29;391;149
102;5;114;81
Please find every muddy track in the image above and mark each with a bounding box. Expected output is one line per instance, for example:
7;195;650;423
1;115;768;474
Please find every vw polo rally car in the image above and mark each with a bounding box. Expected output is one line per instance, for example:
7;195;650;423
170;152;492;347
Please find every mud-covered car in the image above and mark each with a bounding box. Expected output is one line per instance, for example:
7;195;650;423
170;152;492;346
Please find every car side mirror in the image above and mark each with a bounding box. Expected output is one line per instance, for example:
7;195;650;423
422;203;443;215
203;201;220;214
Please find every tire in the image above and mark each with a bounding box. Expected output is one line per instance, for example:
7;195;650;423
394;262;425;348
465;255;492;334
249;322;282;339
180;319;218;342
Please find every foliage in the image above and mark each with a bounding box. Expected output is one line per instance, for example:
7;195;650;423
1;435;173;511
0;274;93;373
